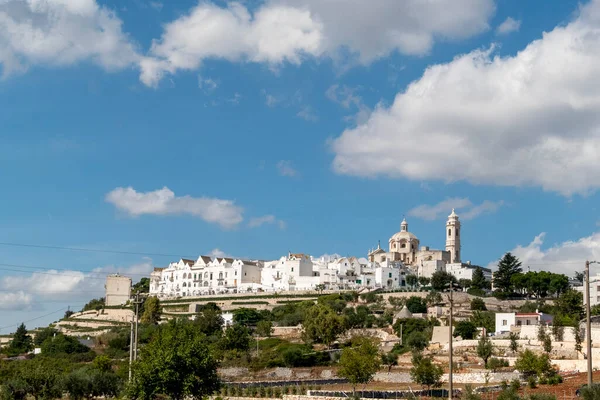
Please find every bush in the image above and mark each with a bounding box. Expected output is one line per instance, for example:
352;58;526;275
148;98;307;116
510;379;521;391
487;357;509;372
528;376;537;389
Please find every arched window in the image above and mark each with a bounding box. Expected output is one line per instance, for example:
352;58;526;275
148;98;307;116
203;281;208;287
401;243;406;249
183;273;187;279
448;228;451;236
204;272;208;278
183;282;187;287
219;272;223;279
393;243;397;249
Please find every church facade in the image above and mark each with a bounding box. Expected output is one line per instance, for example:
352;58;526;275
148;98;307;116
368;209;462;271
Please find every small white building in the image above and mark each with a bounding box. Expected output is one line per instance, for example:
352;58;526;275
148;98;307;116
446;262;492;281
575;273;600;307
495;311;553;335
105;275;132;306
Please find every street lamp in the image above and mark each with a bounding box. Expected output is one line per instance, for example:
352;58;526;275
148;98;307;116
585;261;599;387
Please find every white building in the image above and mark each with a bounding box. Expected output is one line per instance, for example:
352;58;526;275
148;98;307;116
446;262;492;281
495;311;553;335
105;275;132;306
575;273;600;307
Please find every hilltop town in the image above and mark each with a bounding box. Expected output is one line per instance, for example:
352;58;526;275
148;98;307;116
3;210;599;400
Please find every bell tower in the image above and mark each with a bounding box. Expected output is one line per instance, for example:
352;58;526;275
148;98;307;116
446;209;461;263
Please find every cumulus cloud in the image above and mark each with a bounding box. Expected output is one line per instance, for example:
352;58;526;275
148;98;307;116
248;215;286;229
0;0;139;76
139;0;494;86
332;0;600;196
0;291;33;310
0;260;154;307
489;232;600;277
496;17;521;35
276;160;298;177
105;187;244;229
408;198;503;221
209;248;231;258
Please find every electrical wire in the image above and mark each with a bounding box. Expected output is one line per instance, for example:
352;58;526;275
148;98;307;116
0;305;84;331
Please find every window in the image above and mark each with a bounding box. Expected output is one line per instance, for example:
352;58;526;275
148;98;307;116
219;272;223;279
401;243;406;248
526;320;530;325
517;320;522;326
210;273;213;280
389;273;392;278
235;271;237;276
291;268;294;272
448;229;452;236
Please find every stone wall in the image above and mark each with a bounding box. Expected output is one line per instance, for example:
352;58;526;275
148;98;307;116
372;372;520;384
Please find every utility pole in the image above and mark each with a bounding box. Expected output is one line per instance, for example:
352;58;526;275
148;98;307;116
586;260;592;387
128;314;134;382
133;292;142;361
448;283;454;400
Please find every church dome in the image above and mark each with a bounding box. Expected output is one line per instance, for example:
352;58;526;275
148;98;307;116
390;218;418;241
390;231;418;241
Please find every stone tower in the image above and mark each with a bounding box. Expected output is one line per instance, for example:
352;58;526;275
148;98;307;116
445;209;461;263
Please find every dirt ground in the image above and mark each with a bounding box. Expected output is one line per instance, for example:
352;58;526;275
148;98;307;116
318;370;600;400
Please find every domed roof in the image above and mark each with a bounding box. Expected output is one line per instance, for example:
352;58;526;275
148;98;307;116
390;231;418;241
390;218;418;241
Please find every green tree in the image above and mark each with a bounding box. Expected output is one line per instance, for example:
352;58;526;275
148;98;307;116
425;291;443;306
459;279;472;290
18;358;63;400
140;296;161;325
381;351;398;373
471;267;490;290
554;289;584;321
129;319;220;400
337;336;381;398
406;274;418;288
470;298;487;311
41;333;90;355
509;332;519;353
64;310;74;319
33;327;57;347
221;324;251;352
232;308;265;326
573;327;583;354
418;277;430;287
132;278;150;293
405;296;427;313
406;331;429;352
255;320;273;337
477;335;493;366
393;318;433;344
82;298;105;312
410;352;443;391
5;323;33;356
454;321;478;340
302;304;346;348
195;306;224;337
92;355;113;373
430;271;456;292
514;349;551;378
470;311;495;335
493;253;522;294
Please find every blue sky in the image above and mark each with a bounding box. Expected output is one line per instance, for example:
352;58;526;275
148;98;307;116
1;0;600;330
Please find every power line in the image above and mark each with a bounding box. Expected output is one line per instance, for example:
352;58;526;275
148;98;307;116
0;305;84;331
0;241;192;259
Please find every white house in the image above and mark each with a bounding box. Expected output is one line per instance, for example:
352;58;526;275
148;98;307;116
495;311;553;335
575;273;600;307
446;262;492;281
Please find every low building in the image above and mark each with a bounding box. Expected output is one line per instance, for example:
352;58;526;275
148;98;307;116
495;311;553;335
105;275;132;306
575;273;600;307
446;262;492;281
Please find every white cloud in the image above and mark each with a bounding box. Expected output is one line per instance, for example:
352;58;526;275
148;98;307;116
496;17;521;35
0;291;32;310
199;76;218;93
490;232;600;277
297;106;318;122
331;0;600;196
277;160;298;177
0;260;154;306
139;0;494;86
105;186;244;229
408;197;503;221
149;1;163;11
326;84;372;125
209;248;230;258
248;214;286;229
0;0;139;76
